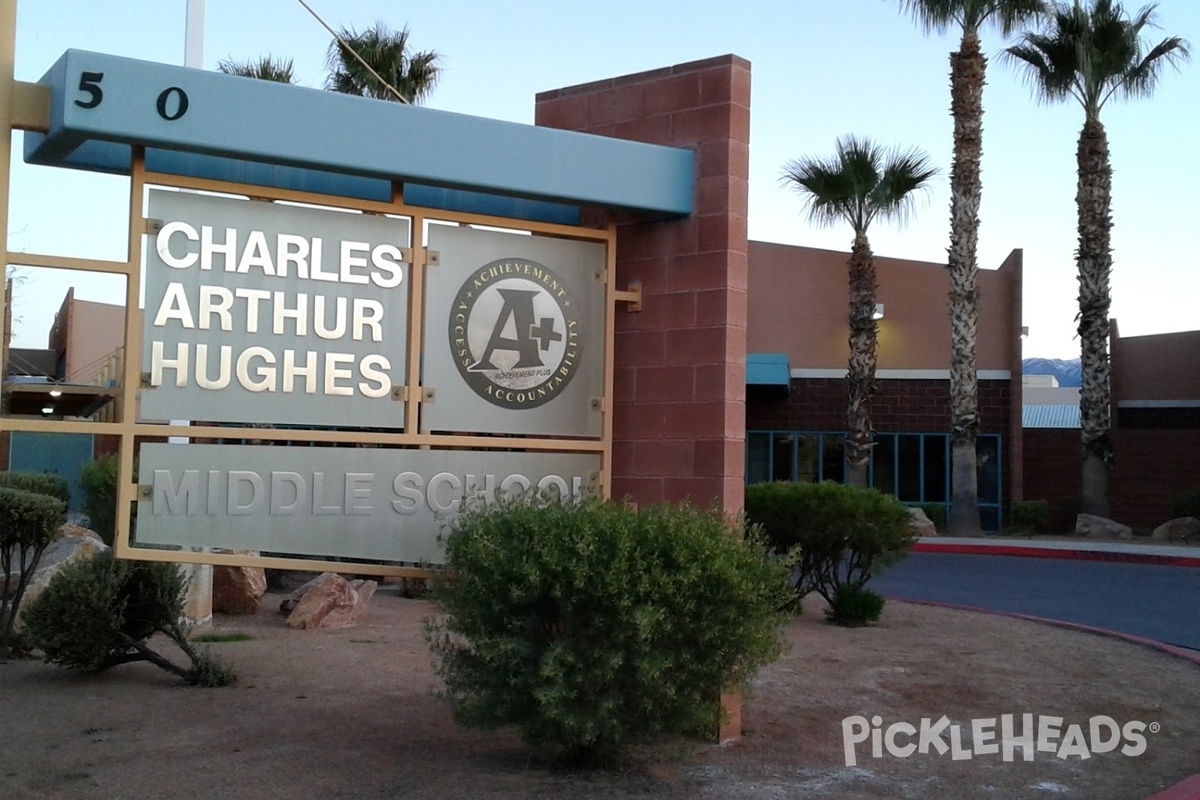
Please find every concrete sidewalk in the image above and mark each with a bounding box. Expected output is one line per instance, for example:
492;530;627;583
912;537;1200;567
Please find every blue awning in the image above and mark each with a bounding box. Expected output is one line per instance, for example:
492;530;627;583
747;354;791;386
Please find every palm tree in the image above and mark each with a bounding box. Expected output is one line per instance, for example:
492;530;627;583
900;0;1046;537
783;137;938;487
325;22;441;104
216;56;297;84
1006;0;1190;517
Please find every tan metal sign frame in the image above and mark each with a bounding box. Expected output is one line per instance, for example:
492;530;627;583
2;144;634;578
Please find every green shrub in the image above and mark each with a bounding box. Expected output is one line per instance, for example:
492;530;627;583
826;584;886;627
0;471;70;506
916;503;947;532
744;481;916;611
426;495;792;766
1010;500;1050;534
80;456;133;546
23;552;235;687
1170;490;1200;521
0;487;66;654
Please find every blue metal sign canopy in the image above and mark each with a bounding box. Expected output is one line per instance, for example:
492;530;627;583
25;50;695;225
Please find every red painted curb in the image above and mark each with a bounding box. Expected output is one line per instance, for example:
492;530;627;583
888;599;1200;800
1143;774;1200;800
911;541;1200;568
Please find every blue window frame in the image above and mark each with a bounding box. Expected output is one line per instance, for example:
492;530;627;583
746;430;1003;531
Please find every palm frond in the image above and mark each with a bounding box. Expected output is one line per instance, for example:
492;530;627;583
871;147;939;227
1003;34;1079;103
782;153;860;231
216;55;296;84
781;136;938;235
1004;0;1191;116
324;20;442;104
898;0;1048;36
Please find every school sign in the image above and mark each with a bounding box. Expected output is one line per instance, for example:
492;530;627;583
9;48;695;574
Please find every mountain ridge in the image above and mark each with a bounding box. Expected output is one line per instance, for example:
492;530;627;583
1022;358;1081;388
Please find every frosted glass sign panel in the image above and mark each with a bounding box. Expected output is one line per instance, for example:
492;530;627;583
423;225;605;437
137;443;601;564
140;189;411;428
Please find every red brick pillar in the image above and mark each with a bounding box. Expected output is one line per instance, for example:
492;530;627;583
536;55;750;516
537;56;751;744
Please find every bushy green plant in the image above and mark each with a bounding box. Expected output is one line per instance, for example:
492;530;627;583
916;502;947;531
826;584;886;627
0;470;70;506
426;495;792;766
1170;490;1200;521
79;456;133;546
0;487;66;655
23;552;235;687
744;481;916;614
1010;500;1050;534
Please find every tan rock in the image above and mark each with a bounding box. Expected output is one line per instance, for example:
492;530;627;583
907;507;937;538
1075;514;1133;540
284;572;374;630
349;579;379;619
213;559;267;616
53;523;95;542
13;530;109;631
1151;517;1200;543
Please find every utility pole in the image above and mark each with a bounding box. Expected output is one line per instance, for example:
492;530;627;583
184;0;205;69
0;0;16;301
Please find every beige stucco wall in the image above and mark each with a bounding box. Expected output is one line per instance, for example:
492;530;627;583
61;296;124;384
747;240;1022;373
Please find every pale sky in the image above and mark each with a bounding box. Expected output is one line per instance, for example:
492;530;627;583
7;0;1199;360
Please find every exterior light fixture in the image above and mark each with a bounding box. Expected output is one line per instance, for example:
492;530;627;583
49;389;62;397
41;406;54;415
872;303;885;321
1020;326;1029;339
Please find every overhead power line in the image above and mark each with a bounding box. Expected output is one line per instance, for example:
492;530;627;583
293;0;410;104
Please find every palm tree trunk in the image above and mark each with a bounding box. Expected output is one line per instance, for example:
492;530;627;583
846;232;877;488
947;28;985;537
1076;116;1114;518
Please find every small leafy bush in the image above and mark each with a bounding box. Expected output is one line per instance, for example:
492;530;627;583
0;487;66;654
80;456;133;546
0;471;70;506
1170;490;1200;521
23;552;235;686
426;495;792;766
826;584;886;626
744;481;916;622
1010;500;1050;534
916;503;947;532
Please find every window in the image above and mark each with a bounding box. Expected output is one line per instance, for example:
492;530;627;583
743;431;845;484
747;430;1003;531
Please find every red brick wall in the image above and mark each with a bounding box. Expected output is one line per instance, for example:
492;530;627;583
1022;430;1077;531
749;377;1014;516
1025;429;1200;531
747;378;1012;436
536;56;750;511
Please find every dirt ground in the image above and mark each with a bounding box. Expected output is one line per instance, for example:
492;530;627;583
2;590;1198;800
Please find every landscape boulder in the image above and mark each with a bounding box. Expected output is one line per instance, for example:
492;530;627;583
12;527;109;631
1151;517;1200;543
907;507;938;538
1075;514;1133;540
212;550;267;615
280;572;377;630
